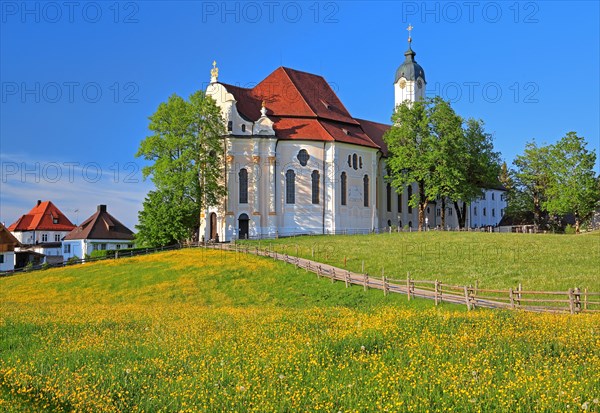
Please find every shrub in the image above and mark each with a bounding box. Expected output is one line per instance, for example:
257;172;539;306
564;224;576;234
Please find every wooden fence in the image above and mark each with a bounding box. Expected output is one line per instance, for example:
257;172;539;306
229;243;599;314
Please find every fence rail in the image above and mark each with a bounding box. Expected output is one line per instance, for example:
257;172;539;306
224;243;599;315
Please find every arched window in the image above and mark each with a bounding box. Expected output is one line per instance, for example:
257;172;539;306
311;170;320;204
238;169;248;204
347;155;352;167
407;185;413;213
386;183;392;212
297;149;309;166
408;221;412;228
387;219;392;227
363;175;369;207
241;124;246;132
227;121;233;131
286;170;295;204
341;172;347;206
359;157;363;169
397;193;402;213
353;154;358;170
398;220;402;228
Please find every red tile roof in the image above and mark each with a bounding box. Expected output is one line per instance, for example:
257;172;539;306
220;67;389;150
8;201;75;232
64;205;134;241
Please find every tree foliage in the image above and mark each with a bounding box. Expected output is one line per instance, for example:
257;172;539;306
135;90;226;246
384;97;500;230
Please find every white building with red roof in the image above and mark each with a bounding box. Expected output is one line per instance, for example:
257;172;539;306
8;200;75;263
201;35;505;241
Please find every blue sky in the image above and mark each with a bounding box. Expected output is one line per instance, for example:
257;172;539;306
1;1;598;229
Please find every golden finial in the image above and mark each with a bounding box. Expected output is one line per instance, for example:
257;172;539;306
210;60;219;82
407;24;413;43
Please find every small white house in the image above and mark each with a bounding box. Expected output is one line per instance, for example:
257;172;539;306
62;205;135;260
0;222;20;272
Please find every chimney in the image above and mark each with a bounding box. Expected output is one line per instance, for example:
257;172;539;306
98;205;107;213
37;200;42;206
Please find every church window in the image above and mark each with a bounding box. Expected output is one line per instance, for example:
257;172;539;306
436;208;441;216
492;208;496;217
386;183;391;212
398;220;402;228
474;207;477;216
341;172;347;205
0;255;3;264
363;175;369;207
353;154;358;170
387;219;392;227
427;207;430;214
359;157;363;169
447;207;453;216
492;192;495;200
311;170;320;204
483;207;487;216
407;186;413;214
398;194;402;213
297;149;309;166
239;169;248;204
347;155;351;167
241;124;246;132
227;121;233;131
408;221;412;228
286;170;295;204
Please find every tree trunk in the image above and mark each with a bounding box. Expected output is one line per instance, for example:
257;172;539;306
575;212;580;234
418;182;428;231
441;198;446;230
453;201;468;229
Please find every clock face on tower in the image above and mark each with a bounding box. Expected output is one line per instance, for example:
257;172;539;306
416;79;423;89
399;79;406;89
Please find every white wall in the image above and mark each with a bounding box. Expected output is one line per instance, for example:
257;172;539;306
0;252;15;271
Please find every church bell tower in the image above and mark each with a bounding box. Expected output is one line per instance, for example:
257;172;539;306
394;25;426;108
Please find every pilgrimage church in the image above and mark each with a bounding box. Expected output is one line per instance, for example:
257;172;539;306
201;28;506;241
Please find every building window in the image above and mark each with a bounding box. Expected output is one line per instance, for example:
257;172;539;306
492;208;496;217
474;207;478;216
427;207;430;214
0;254;4;264
341;172;347;206
491;192;495;201
311;170;320;204
447;207;453;216
387;219;392;227
407;186;413;214
353;154;358;170
64;244;71;254
286;169;295;204
483;207;487;216
239;168;248;204
397;194;402;213
481;192;486;200
297;149;309;166
241;124;246;132
128;244;133;249
54;234;61;242
116;244;121;250
436;208;441;216
359;157;363;169
53;218;58;224
386;183;392;212
100;243;107;251
42;234;48;242
347;155;351;167
363;175;369;207
227;121;233;131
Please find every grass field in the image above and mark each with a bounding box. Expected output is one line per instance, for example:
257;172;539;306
241;231;600;291
1;247;599;412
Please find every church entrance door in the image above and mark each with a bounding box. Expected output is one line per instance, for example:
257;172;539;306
238;214;249;240
210;213;217;241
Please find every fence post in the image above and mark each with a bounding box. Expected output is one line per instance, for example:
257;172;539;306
331;268;335;283
574;287;581;314
434;279;439;306
363;273;369;291
584;288;588;310
406;272;411;301
568;288;575;314
509;288;514;309
463;286;471;311
317;265;321;279
345;271;350;288
517;283;522;307
382;268;388;296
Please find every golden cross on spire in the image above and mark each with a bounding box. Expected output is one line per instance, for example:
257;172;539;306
407;24;413;43
210;60;219;81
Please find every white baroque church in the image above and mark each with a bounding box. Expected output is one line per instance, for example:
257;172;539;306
200;36;506;241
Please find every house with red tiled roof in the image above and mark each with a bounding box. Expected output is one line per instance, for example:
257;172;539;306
8;200;76;265
200;33;505;241
0;222;20;272
62;205;135;260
